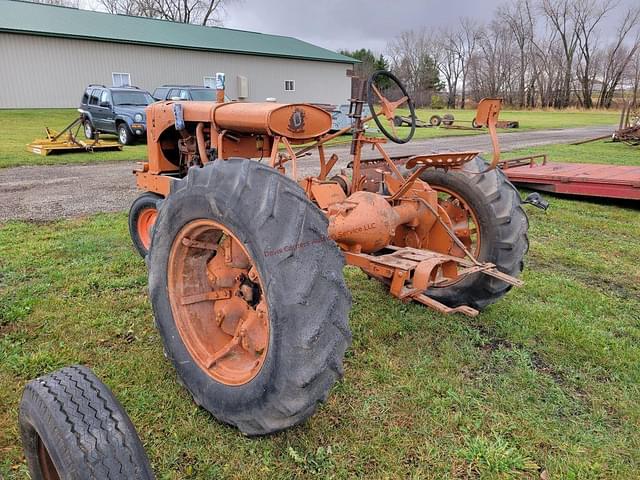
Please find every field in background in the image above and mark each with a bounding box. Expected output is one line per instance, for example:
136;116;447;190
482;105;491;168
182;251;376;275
386;107;619;140
1;138;639;479
0;108;620;168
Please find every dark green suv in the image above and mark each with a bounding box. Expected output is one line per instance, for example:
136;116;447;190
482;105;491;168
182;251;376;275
79;85;155;145
152;85;225;102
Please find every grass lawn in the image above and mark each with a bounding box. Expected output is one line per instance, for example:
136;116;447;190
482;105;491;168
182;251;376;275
386;107;619;141
0;109;147;169
1;139;639;478
504;139;639;166
0;108;619;169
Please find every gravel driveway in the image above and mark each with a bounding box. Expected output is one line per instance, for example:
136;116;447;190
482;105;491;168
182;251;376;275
0;125;613;222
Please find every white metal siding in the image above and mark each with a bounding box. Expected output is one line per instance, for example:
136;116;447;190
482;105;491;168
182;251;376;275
0;32;353;108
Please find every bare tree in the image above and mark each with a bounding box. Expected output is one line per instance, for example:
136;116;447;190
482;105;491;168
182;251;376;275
540;0;580;107
387;29;442;106
99;0;234;26
597;7;640;108
430;28;463;108
572;0;617;108
450;18;483;109
498;0;535;107
629;50;640;107
390;0;639;110
29;0;80;6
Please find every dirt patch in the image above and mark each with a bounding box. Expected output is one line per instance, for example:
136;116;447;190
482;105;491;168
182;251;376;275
0;125;613;222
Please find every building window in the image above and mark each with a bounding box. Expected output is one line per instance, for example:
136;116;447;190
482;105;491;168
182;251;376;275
203;77;215;88
112;72;131;87
284;80;295;92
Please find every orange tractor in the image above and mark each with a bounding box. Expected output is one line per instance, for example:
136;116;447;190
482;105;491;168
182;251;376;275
129;71;529;435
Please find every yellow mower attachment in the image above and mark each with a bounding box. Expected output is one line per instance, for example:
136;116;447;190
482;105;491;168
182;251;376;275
27;116;122;156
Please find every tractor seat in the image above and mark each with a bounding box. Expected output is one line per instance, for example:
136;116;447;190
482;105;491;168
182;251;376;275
405;151;479;169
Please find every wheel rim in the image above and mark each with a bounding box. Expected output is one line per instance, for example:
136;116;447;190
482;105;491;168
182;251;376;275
119;127;127;143
84;123;92;138
137;208;158;250
168;219;270;386
37;436;60;480
433;185;481;286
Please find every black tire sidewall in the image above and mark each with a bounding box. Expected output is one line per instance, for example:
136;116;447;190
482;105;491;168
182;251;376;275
128;192;162;258
426;170;498;266
118;124;133;145
83;120;95;139
419;157;528;309
19;365;154;480
20;398;77;479
149;190;283;416
148;161;351;432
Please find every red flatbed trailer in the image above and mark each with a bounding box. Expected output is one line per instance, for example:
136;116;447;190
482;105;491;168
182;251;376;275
500;156;640;201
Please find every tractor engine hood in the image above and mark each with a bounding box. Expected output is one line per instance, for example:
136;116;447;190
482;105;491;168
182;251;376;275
212;103;332;140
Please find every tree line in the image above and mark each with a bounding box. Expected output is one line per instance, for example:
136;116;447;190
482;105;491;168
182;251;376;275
381;0;640;109
31;0;231;25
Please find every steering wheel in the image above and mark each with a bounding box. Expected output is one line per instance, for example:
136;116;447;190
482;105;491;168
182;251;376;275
367;70;416;144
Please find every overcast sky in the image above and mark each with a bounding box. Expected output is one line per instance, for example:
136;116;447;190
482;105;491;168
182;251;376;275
223;0;637;55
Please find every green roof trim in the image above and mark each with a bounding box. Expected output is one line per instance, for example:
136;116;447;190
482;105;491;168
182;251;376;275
0;0;357;64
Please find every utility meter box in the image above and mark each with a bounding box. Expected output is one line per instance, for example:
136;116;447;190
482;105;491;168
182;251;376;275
237;75;249;99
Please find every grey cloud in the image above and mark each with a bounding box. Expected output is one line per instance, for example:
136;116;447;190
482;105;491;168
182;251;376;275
224;0;637;54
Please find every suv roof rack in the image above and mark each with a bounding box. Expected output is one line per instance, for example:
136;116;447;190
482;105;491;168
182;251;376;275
159;84;211;88
87;84;107;88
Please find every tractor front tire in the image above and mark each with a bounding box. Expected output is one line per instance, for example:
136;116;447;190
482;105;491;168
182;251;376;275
148;158;352;435
419;156;529;310
19;365;154;480
129;192;163;258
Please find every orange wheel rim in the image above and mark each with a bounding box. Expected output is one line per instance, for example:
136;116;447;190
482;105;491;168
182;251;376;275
167;219;269;386
137;208;158;250
433;185;481;287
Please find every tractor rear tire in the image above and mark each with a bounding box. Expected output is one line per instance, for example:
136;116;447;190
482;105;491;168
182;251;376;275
19;365;154;480
129;192;163;258
148;158;352;435
419;156;529;310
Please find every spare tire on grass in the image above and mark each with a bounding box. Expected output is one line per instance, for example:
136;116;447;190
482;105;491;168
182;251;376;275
19;365;154;480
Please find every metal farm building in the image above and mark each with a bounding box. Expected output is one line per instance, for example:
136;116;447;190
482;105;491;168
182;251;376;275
0;0;355;108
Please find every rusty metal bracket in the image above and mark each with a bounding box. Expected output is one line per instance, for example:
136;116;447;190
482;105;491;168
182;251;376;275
343;245;522;317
